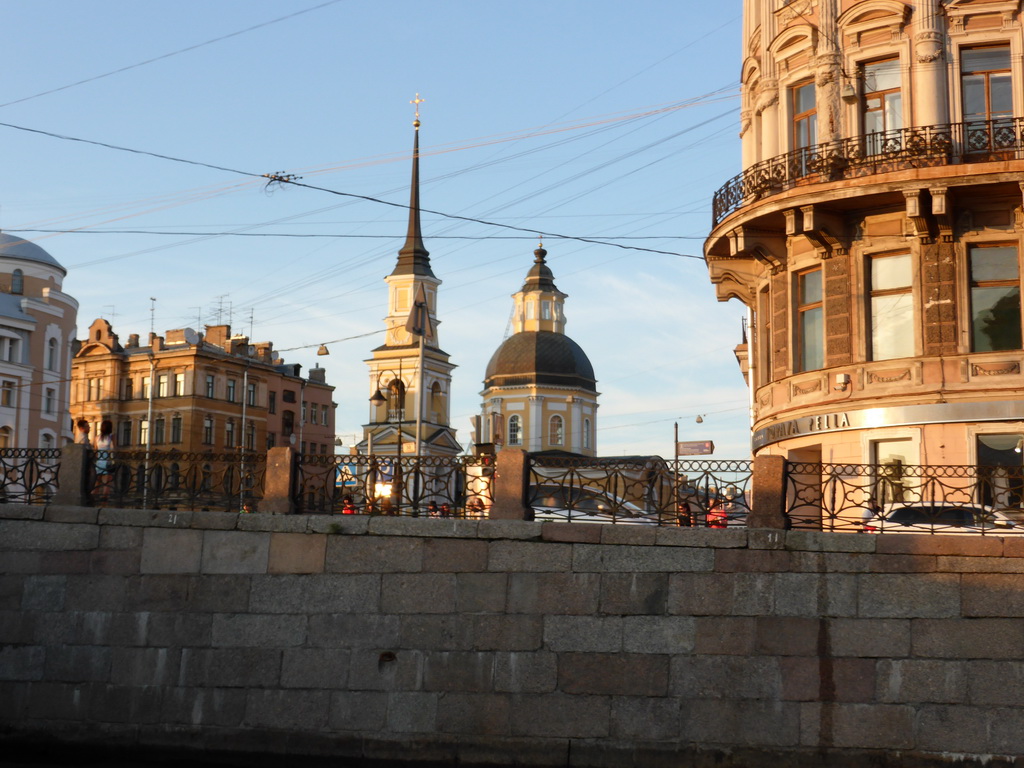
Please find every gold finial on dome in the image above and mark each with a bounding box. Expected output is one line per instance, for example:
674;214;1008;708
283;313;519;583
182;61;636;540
410;93;425;130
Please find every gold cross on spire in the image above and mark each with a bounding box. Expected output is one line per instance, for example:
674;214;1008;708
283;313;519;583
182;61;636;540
411;93;425;129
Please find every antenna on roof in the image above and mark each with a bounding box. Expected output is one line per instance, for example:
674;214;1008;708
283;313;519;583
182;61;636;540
149;297;156;336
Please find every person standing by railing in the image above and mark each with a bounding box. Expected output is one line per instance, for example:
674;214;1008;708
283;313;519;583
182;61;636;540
74;420;90;446
94;420;115;501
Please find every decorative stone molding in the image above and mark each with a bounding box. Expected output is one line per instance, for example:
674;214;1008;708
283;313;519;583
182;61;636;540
776;0;817;25
904;190;933;244
791;378;823;396
868;368;911;384
971;361;1020;377
914;31;944;63
739;109;753;138
755;78;779;114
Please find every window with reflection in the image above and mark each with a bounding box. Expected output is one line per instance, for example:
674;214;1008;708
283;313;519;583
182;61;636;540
549;415;564;446
791;80;817;176
969;244;1021;352
869;253;913;360
508;414;522;446
796;268;824;371
961;46;1012;151
977;434;1024;509
962;46;1011;123
862;58;902;154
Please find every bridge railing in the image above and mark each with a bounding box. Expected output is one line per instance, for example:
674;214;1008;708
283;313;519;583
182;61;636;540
527;454;753;527
0;448;61;504
17;445;1024;536
785;460;1024;535
292;453;493;517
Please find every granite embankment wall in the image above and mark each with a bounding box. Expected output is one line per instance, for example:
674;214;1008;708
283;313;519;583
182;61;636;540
3;504;1024;767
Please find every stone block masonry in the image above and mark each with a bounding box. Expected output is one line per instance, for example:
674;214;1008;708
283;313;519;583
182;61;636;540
4;506;1024;767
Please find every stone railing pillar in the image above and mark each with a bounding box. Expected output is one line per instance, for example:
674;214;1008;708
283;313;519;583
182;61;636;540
262;446;295;515
54;443;90;507
489;448;533;521
749;454;787;529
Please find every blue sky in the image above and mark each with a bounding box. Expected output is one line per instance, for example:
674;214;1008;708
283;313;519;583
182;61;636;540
1;0;749;458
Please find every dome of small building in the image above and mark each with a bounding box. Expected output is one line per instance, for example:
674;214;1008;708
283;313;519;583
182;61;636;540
521;245;560;293
484;330;596;392
0;232;65;273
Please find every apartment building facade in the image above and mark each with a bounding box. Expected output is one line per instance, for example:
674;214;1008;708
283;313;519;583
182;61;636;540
72;320;335;455
705;0;1024;476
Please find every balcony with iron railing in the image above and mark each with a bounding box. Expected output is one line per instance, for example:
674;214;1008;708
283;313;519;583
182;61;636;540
711;118;1024;226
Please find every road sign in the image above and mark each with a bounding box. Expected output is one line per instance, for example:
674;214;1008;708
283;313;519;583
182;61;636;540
676;440;714;456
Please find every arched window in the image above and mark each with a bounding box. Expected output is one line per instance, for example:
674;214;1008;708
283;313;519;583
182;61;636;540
11;270;23;295
549;415;564;446
47;338;58;371
583;419;592;450
387;379;405;422
508;414;522;446
430;382;442;421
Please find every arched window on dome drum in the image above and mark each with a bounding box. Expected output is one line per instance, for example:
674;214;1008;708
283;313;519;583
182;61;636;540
508;414;522;446
549;415;563;446
11;270;23;295
583;419;592;451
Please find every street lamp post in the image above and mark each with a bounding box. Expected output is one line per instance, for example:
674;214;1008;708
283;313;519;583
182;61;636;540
368;363;405;513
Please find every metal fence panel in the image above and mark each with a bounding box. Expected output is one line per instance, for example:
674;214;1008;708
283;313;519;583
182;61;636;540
527;455;752;527
0;449;60;504
294;454;494;517
786;461;1024;535
88;450;266;512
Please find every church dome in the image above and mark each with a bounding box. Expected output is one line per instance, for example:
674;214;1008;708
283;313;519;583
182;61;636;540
0;232;65;273
484;330;596;392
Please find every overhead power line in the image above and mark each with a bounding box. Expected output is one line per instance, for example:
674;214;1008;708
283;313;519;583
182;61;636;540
7;228;706;242
0;118;708;260
0;0;346;109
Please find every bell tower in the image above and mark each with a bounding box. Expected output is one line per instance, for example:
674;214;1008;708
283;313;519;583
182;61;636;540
361;97;460;457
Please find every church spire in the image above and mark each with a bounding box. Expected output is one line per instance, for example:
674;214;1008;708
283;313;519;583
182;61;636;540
391;94;435;278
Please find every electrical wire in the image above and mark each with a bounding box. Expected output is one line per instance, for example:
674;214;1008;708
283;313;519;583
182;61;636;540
0;0;347;109
7;228;706;241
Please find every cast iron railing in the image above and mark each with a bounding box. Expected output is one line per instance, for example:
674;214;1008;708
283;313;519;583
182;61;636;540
89;450;266;512
0;448;60;504
293;453;494;516
712;118;1024;225
527;455;753;526
786;461;1024;534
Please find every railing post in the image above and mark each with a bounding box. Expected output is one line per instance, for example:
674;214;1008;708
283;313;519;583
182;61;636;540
489;448;533;521
749;454;788;529
262;446;295;515
54;444;90;507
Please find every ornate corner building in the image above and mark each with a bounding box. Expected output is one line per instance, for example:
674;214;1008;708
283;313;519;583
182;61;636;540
479;245;599;456
0;233;78;448
706;0;1024;470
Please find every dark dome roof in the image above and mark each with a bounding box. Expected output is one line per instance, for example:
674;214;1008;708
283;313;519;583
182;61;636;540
0;232;64;272
484;331;596;392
